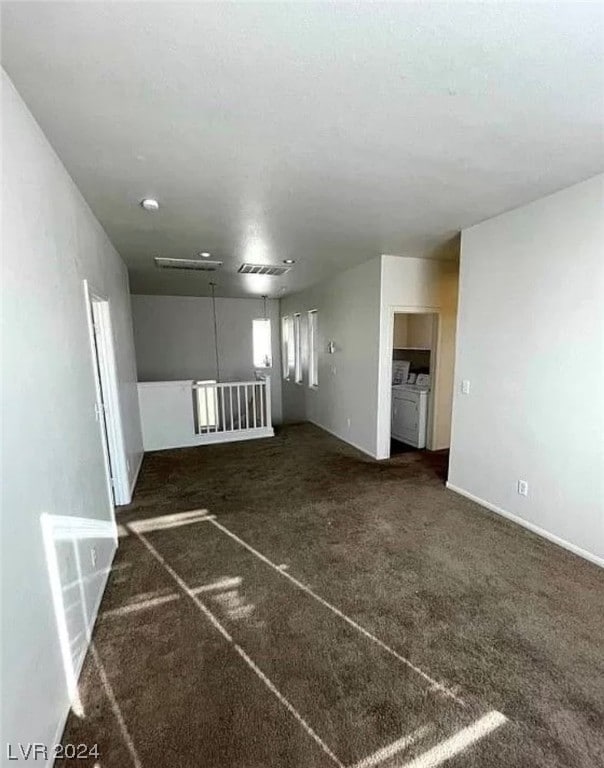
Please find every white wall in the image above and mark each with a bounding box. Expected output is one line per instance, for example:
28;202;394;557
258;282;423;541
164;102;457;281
1;71;143;754
393;313;409;348
281;255;458;459
281;258;382;456
131;294;283;424
393;313;434;349
376;256;459;458
448;175;604;565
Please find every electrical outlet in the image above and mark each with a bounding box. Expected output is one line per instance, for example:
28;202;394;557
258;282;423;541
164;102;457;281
517;480;529;497
461;379;471;395
90;546;97;568
346;417;351;429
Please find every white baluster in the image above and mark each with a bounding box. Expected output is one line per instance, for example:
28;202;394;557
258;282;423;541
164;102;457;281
237;386;241;432
203;385;209;433
220;384;226;432
229;385;234;431
265;377;272;430
259;381;265;427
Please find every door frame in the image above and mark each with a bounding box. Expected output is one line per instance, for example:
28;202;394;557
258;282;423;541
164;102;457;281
378;305;440;459
83;280;130;508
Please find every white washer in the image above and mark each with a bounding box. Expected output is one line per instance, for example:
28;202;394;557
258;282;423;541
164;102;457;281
391;384;429;448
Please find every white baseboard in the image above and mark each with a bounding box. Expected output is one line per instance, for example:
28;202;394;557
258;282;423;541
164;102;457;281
192;427;274;446
144;426;274;452
446;482;603;568
308;419;378;460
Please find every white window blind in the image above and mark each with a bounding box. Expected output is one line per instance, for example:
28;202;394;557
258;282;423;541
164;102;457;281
294;314;302;383
308;309;318;388
281;316;292;379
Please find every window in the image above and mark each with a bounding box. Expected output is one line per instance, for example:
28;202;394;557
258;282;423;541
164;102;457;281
281;316;293;379
253;318;272;368
294;314;302;384
308;309;318;387
287;317;295;375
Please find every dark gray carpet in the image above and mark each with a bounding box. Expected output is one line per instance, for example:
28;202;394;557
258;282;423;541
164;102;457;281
58;423;604;767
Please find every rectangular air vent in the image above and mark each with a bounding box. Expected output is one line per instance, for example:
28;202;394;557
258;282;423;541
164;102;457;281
238;263;290;277
154;257;223;272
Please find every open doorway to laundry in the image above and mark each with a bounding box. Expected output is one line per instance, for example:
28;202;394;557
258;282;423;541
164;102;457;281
390;312;437;456
84;280;129;508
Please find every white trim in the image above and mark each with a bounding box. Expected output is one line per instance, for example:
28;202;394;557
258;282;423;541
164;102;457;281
446;482;604;568
377;305;441;460
145;426;274;453
128;451;144;501
93;299;129;505
83;280;115;515
83;280;130;506
191;426;274;445
308;419;378;460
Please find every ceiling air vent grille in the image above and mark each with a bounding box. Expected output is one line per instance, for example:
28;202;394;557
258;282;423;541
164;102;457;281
154;257;223;272
238;263;290;276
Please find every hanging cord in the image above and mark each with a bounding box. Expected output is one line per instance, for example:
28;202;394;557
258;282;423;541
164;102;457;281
263;294;268;320
210;282;221;382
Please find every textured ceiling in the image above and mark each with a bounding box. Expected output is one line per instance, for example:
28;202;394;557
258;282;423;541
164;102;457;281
2;1;603;297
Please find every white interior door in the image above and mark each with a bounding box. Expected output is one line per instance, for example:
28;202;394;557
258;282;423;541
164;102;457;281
84;281;129;507
90;304;116;504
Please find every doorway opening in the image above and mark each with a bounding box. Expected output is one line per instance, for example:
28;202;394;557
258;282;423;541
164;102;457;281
84;281;129;508
390;312;437;456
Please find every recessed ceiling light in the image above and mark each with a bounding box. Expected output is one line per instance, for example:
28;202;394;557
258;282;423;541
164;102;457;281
283;259;295;264
140;198;159;212
199;252;211;258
